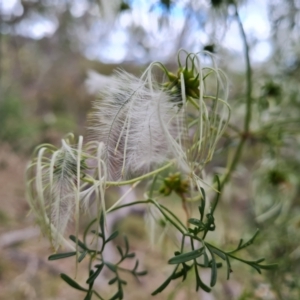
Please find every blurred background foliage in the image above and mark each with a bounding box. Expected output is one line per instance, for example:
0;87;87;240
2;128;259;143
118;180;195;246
0;0;300;299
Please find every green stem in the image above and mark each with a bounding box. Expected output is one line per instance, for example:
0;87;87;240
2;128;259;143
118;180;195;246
83;161;173;187
107;199;187;233
93;290;104;300
192;239;258;268
151;199;187;233
158;202;187;232
220;3;253;189
221;136;246;189
188;97;200;109
107;200;149;212
83;218;97;245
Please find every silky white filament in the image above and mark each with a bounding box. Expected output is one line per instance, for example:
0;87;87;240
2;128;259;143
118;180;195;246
88;70;181;180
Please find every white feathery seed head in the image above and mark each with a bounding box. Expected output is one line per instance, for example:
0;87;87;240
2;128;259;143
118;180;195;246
87;50;230;188
85;70;114;95
26;135;106;249
88;70;182;180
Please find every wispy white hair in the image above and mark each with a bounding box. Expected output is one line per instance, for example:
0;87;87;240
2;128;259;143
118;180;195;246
26;136;107;249
88;70;181;180
86;50;231;187
85;70;114;95
26;139;80;248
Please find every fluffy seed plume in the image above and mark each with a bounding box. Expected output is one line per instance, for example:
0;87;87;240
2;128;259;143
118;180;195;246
26;135;105;249
87;50;230;188
88;70;181;180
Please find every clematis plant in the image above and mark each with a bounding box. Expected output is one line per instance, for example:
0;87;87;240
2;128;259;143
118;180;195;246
26;50;276;299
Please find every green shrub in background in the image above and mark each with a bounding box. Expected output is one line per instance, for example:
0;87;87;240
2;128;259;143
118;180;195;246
0;93;38;151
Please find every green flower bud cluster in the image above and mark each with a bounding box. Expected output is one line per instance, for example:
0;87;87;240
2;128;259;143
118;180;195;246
120;2;130;11
159;172;189;196
268;169;287;186
163;67;200;100
262;81;281;98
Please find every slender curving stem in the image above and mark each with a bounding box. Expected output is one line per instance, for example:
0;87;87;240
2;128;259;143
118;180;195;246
220;2;253;189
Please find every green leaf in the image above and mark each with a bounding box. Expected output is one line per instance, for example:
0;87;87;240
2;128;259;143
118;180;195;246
106;262;117;272
126;253;135;258
88;270;95;290
200;187;206;201
210;247;226;260
110;290;122;300
207;251;217;287
238;239;243;248
86;264;104;284
229;230;261;254
60;273;88;292
124;236;129;253
250;264;261;274
95;264;103;268
173;263;192;280
195;265;211;292
168;247;204;264
48;252;76;260
188;218;202;226
120;279;127;285
136;270;147;276
84;291;93;300
198;262;222;269
245;229;260;246
199;189;206;222
239;229;260;251
203;251;209;267
78;250;88;263
258;263;278;270
91;230;103;238
211;175;220;213
106;231;119;243
133;260;139;271
196;275;211;293
108;277;118;285
99;211;105;240
152;268;177;295
69;235;88;250
116;246;123;257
